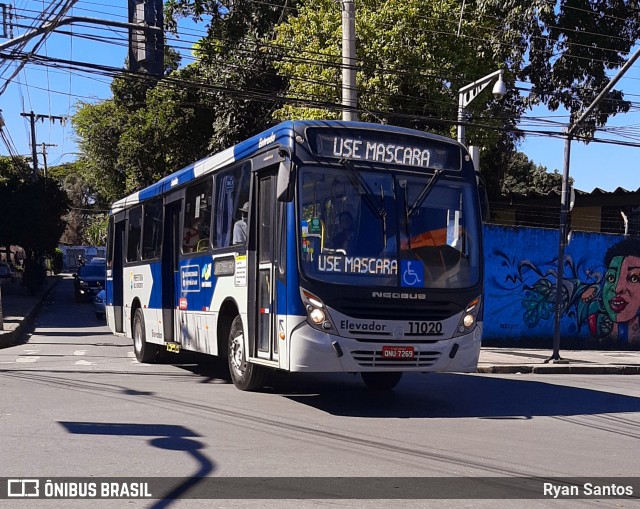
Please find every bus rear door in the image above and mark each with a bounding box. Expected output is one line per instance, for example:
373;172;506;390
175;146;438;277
162;195;182;343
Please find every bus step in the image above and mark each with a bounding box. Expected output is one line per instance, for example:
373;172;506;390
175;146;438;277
165;342;181;354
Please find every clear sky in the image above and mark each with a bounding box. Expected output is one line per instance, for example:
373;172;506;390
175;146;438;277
1;1;639;193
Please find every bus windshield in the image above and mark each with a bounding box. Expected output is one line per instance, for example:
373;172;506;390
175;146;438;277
298;165;480;289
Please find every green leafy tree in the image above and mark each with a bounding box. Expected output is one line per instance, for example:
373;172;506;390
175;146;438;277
499;152;570;196
48;161;106;246
477;0;640;138
73;48;215;201
83;214;109;247
0;155;32;182
165;0;294;152
0;176;69;256
272;0;521;139
272;0;639;194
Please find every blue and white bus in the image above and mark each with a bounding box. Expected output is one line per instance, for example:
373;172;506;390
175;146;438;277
106;120;483;391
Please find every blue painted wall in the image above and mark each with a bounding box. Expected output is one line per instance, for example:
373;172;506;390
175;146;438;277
482;224;640;349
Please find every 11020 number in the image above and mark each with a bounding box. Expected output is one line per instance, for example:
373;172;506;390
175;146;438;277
408;321;443;335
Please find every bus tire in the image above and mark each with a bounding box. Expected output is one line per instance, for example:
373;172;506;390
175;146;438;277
361;372;402;391
228;316;267;391
133;308;159;363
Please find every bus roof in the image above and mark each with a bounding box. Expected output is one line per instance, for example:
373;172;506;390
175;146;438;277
110;120;465;213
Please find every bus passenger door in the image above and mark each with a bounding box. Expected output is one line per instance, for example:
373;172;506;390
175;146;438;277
162;198;181;343
254;171;280;362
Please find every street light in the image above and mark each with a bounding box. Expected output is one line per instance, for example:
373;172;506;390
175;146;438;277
457;69;507;146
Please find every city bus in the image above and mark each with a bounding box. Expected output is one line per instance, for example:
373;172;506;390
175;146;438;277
106;120;483;391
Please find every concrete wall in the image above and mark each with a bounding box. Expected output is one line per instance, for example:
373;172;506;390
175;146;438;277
483;224;640;349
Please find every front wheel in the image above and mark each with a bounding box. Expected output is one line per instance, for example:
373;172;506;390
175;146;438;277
361;372;403;391
133;308;159;363
228;316;267;391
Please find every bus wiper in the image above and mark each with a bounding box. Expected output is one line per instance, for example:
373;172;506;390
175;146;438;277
408;169;441;217
340;159;384;221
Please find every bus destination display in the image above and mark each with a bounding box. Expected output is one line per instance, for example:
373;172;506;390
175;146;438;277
308;128;461;170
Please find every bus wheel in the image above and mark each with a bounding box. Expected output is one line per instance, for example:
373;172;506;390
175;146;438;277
133;308;159;363
228;316;267;391
361;372;402;391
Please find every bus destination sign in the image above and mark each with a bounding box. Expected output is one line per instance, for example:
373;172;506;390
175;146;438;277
308;128;461;170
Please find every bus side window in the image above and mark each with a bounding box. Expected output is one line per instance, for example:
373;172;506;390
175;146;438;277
142;198;162;260
213;163;250;249
183;178;213;254
126;206;142;263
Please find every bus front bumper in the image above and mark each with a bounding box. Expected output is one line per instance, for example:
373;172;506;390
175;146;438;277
288;324;482;373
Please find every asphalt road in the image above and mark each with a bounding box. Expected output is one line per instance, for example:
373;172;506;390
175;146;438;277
1;278;639;509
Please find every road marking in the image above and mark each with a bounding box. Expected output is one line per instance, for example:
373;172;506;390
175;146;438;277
16;357;39;363
23;349;40;354
75;360;96;366
74;350;87;356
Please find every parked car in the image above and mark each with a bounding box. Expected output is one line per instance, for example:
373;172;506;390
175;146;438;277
94;289;106;320
73;260;106;302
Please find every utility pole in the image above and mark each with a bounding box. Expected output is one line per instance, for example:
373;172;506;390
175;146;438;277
547;45;640;363
19;112;68;178
40;143;57;178
341;0;357;121
1;3;11;39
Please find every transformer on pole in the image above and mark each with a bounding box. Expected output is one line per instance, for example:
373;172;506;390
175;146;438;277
128;0;164;77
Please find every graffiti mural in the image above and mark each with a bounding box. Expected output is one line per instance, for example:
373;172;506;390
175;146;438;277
483;225;638;349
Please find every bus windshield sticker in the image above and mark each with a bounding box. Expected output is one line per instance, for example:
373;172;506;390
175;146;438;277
301;220;308;237
318;254;397;275
308;218;322;235
234;255;247;286
401;260;424;288
308;128;460;170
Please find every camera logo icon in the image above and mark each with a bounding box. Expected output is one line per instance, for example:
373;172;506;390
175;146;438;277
8;479;40;497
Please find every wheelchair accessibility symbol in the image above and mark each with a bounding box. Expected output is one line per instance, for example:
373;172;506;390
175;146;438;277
401;260;424;288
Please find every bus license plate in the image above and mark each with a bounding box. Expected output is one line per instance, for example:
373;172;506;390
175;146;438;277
381;346;415;360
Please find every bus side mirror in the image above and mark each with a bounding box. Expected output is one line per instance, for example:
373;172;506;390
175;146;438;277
276;159;294;202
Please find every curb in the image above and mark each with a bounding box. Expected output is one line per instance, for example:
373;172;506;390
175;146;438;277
477;365;640;375
0;277;59;349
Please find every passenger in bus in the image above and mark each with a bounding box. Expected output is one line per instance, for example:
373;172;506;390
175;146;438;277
233;202;249;245
183;219;201;252
334;211;355;251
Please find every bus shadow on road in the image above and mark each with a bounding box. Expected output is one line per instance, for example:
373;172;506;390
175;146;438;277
59;421;215;507
277;373;640;419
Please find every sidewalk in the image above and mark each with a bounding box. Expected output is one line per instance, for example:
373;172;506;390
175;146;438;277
1;278;640;374
0;275;58;348
478;347;640;375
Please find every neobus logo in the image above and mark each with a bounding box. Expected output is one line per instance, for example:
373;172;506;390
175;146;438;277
372;291;426;300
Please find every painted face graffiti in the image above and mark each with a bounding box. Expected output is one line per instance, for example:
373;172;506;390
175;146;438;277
603;255;640;323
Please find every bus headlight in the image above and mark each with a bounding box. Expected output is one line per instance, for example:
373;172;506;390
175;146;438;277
454;296;481;337
309;308;325;324
300;288;335;331
463;314;475;328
